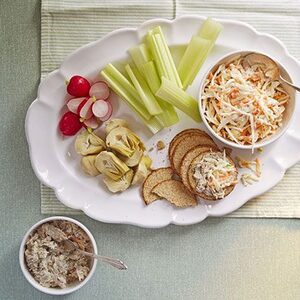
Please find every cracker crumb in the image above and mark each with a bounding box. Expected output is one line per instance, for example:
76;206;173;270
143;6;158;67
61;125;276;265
156;140;165;151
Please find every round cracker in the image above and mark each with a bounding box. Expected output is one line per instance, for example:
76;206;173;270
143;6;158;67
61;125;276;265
171;133;217;174
142;167;173;205
180;145;218;192
168;129;210;159
152;179;197;207
188;151;238;200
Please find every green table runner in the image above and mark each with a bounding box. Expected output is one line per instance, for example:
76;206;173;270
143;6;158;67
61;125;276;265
40;0;300;218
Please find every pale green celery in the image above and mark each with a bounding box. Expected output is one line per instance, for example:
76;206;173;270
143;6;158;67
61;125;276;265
170;44;187;67
103;64;139;102
156;99;179;127
146;26;183;89
178;36;213;89
128;44;151;73
142;115;164;134
125;103;163;134
146;33;166;80
197;17;223;43
125;64;162;116
156;77;201;122
101;69;163;134
138;61;179;126
101;66;151;121
177;18;222;89
139;61;161;94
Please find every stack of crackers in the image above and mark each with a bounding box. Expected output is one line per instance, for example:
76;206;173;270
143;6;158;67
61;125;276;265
142;129;238;207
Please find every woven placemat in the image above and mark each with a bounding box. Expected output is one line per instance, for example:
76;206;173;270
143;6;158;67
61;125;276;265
41;0;300;217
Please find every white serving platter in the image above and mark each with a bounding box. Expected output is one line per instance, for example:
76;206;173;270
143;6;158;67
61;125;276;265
26;15;300;228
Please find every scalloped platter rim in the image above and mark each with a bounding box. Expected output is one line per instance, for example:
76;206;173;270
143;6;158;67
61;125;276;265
25;15;300;228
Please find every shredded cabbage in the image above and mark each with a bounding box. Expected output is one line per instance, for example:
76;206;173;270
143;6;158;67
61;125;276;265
202;56;289;149
240;173;260;186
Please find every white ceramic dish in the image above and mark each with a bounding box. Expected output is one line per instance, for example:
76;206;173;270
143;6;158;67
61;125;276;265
199;50;296;150
25;15;300;228
19;216;97;295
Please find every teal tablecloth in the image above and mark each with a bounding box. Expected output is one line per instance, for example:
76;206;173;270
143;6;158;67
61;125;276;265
0;1;299;299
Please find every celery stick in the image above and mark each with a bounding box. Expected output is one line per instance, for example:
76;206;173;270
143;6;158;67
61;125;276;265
178;18;222;89
139;61;179;126
170;44;187;67
156;77;201;122
147;33;167;80
157;99;179;127
128;44;151;73
101;69;163;134
142;115;164;134
101;66;151;121
197;17;223;43
178;36;213;89
139;61;161;94
103;64;140;102
154;33;177;85
125;64;162;116
153;27;183;89
146;26;183;89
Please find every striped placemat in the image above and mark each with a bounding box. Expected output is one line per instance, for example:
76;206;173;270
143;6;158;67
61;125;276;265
40;0;300;217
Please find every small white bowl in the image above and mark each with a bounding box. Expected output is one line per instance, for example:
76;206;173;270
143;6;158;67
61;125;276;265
19;216;97;295
199;50;296;150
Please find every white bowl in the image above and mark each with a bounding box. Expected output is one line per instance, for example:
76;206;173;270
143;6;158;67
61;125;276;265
19;216;97;295
199;50;296;150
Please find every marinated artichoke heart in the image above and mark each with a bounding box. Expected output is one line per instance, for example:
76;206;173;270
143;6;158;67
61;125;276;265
106;127;145;167
95;151;130;180
81;155;100;176
103;169;134;193
122;149;144;167
141;155;152;169
75;131;106;155
132;156;152;185
105;119;128;134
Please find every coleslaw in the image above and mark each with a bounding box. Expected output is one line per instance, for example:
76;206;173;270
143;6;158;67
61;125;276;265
193;151;237;199
202;56;289;148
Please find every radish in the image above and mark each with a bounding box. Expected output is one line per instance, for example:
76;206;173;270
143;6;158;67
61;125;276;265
59;111;82;136
67;75;91;97
89;81;110;100
77;98;88;114
79;97;94;120
99;101;113;122
84;116;101;129
67;97;87;114
92;100;110;118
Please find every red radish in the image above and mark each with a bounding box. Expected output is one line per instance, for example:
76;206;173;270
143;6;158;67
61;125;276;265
67;75;91;97
59;111;82;136
84;116;101;129
79;97;95;120
67;97;87;114
99;101;113;122
77;98;88;114
92;100;110;118
89;81;110;100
